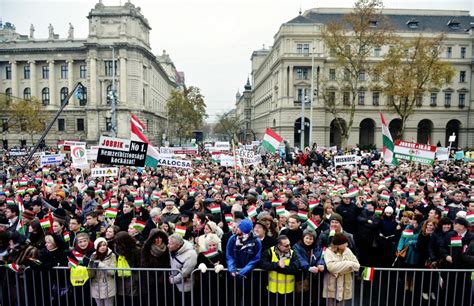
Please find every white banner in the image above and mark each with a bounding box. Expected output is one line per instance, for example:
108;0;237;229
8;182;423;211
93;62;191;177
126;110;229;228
214;142;230;150
156;157;192;168
334;155;358;167
220;154;235;166
235;148;255;160
40;154;63;166
71;145;89;168
99;136;131;152
91;167;119;177
87;146;99;161
436;147;449;161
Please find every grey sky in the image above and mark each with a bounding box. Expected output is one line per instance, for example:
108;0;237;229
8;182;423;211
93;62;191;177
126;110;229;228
1;0;472;122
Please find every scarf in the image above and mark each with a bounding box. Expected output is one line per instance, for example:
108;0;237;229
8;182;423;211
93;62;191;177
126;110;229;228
150;244;167;257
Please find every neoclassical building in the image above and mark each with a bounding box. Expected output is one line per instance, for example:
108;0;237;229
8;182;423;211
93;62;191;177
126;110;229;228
0;1;184;148
241;8;474;149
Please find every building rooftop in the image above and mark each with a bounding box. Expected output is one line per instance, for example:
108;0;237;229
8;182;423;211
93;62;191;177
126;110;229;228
285;8;474;33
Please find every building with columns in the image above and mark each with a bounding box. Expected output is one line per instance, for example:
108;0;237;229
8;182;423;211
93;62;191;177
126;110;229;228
0;1;184;148
242;8;474;149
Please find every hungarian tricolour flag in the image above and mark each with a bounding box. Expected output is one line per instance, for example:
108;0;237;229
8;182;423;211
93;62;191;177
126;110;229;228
380;113;397;165
262;128;282;154
363;267;374;281
130;114;163;167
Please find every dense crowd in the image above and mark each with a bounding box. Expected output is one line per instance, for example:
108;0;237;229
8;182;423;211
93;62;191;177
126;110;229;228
0;145;473;306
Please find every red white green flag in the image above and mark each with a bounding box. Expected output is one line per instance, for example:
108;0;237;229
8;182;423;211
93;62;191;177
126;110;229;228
363;267;374;281
175;226;187;236
262;128;283;154
380;113;397;165
450;236;462;247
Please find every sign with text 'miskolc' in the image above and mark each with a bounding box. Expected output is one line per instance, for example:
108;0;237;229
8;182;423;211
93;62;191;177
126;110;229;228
97;136;148;167
393;140;436;165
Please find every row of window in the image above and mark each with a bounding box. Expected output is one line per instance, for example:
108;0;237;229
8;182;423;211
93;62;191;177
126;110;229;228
3;60;117;80
296;67;468;83
4;86;87;105
57;118;85;132
296;43;468;59
4;65;87;80
297;88;466;108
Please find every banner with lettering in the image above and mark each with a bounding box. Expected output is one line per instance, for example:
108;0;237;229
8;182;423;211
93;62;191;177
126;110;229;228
393;140;436;165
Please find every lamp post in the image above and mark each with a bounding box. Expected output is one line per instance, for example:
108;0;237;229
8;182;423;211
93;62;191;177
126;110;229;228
300;89;305;151
110;46;117;137
309;49;315;147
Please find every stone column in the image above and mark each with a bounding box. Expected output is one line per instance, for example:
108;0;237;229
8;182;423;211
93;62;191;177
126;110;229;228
29;60;37;99
47;60;56;106
288;65;294;101
119;56;127;106
67;60;74;104
10;61;18;97
89;57;97;107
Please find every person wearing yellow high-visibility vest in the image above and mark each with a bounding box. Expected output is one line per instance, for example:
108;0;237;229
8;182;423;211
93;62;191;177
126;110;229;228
261;235;300;306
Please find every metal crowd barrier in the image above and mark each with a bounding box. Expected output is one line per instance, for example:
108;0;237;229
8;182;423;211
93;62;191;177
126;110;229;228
0;266;472;306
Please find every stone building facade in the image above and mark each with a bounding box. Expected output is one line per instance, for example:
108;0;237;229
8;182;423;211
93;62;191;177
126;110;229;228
243;8;474;149
0;1;184;148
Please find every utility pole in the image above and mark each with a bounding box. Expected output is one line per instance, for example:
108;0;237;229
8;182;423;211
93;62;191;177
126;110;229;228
110;46;117;137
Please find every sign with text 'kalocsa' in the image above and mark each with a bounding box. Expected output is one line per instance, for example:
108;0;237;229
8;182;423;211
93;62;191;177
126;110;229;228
334;155;358;167
91;167;119;177
155;157;192;169
97;136;147;167
393;140;436;165
40;154;63;166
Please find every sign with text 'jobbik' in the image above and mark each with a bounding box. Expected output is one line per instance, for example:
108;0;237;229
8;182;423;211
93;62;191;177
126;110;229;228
97;136;148;167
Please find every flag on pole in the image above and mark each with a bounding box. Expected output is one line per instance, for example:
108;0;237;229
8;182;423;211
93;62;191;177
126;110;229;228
380;113;397;165
362;267;375;281
5;263;20;273
261;128;283;154
130;114;163;167
175;225;187;236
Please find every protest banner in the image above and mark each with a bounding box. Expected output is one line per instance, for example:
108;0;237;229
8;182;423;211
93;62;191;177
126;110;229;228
393;140;436;165
214;142;230;151
159;146;198;155
91;167;119;177
436;147;449;161
235;148;255;160
97;136;147;167
334;155;358;167
71;145;88;168
40;154;63;166
154;157;192;169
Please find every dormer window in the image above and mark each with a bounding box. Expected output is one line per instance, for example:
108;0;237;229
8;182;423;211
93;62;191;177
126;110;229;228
369;20;378;28
406;19;419;29
447;19;460;30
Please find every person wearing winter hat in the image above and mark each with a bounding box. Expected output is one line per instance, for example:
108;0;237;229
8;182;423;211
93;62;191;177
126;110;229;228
317;213;358;256
89;237;117;306
226;218;262;306
323;232;359;304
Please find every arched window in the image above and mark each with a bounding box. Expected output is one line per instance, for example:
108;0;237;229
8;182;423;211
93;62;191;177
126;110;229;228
23;88;31;100
60;87;68;102
42;87;50;105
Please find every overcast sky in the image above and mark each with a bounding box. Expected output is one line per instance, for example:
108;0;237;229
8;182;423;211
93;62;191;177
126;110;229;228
1;0;473;121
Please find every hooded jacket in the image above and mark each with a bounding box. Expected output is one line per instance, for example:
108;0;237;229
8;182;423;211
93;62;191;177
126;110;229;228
169;240;197;292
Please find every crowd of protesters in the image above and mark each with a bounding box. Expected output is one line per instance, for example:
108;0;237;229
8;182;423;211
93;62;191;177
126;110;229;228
0;143;473;306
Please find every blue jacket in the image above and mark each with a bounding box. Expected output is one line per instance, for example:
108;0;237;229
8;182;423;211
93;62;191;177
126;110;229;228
226;233;262;277
397;225;420;266
293;242;325;272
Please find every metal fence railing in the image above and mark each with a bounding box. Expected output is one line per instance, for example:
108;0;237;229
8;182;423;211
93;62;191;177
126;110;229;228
1;266;472;306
